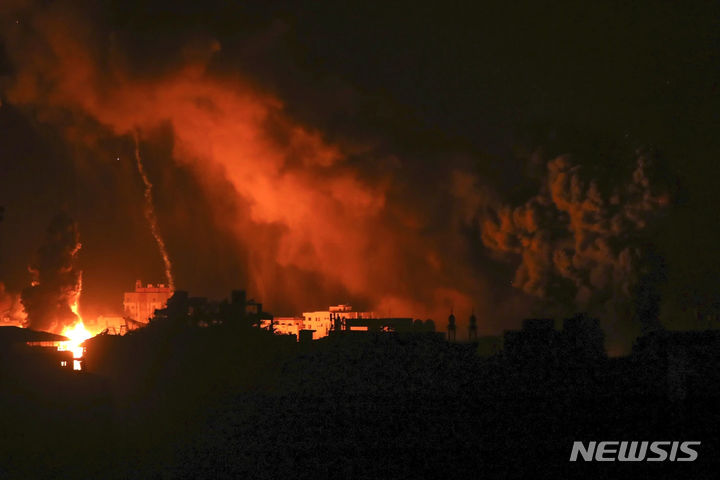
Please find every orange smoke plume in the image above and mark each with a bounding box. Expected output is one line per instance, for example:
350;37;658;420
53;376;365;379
1;2;504;327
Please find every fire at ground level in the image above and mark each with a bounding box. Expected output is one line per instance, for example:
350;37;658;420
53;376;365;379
4;278;436;373
6;277;720;373
2;281;720;478
2;310;720;479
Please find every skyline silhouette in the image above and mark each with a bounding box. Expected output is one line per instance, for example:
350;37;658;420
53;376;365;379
2;0;720;478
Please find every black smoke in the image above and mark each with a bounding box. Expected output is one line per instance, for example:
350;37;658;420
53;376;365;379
470;151;672;350
21;212;82;333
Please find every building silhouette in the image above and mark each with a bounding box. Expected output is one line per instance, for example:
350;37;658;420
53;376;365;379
468;310;477;341
447;310;456;341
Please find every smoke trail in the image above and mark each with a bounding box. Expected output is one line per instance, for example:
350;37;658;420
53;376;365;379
0;3;508;322
133;131;175;290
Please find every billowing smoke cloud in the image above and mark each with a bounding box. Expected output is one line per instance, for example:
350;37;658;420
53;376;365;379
0;282;26;326
474;152;670;348
21;212;82;333
0;1;482;323
0;2;675;347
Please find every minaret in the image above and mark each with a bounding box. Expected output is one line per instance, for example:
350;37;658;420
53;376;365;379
447;309;456;342
468;309;477;341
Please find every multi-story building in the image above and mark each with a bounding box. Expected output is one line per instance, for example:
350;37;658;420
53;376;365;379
261;305;375;341
267;317;303;339
123;280;173;324
302;305;375;339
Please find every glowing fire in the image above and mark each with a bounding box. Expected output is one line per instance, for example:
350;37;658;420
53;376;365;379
58;321;92;370
57;294;93;370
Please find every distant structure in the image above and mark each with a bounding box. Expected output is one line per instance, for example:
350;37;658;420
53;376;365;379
306;305;375;339
502;315;605;362
468;310;477;341
261;305;374;340
258;305;423;341
269;316;304;339
147;289;273;329
0;326;73;371
95;315;127;335
447;310;456;341
123;280;173;324
503;318;556;360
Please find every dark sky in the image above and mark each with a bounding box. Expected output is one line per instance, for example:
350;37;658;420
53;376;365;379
1;0;719;346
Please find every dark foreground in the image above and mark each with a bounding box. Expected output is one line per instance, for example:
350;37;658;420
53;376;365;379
1;324;719;479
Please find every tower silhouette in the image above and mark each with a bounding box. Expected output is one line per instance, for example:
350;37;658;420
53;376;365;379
447;309;456;342
468;310;477;341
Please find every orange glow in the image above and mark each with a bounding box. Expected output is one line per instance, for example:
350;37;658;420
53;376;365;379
58;321;93;369
1;5;493;329
58;279;96;370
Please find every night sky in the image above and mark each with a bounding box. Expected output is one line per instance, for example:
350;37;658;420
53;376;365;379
1;0;719;352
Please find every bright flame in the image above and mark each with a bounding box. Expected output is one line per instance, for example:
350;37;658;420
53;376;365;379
70;300;80;319
58;320;92;366
57;274;94;370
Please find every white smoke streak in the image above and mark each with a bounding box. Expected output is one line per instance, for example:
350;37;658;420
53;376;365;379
133;131;175;291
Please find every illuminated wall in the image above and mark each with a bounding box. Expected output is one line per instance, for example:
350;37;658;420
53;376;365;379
123;280;173;323
260;316;303;339
261;305;376;341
